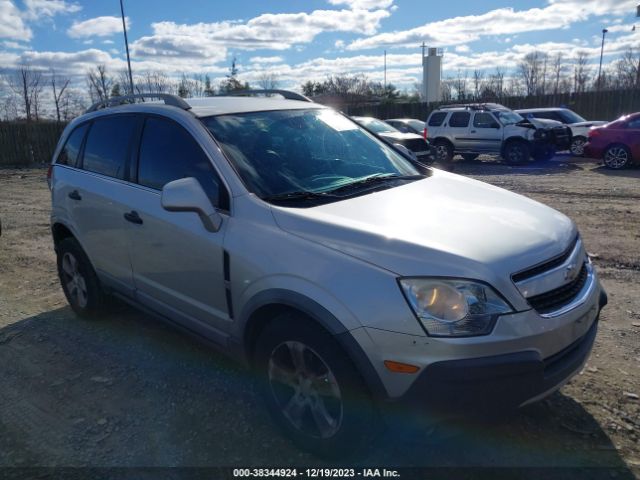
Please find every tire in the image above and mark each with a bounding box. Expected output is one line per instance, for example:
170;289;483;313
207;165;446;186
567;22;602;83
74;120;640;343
503;141;531;165
56;237;105;318
603;144;631;169
433;140;453;163
570;136;587;157
254;314;376;458
461;153;479;162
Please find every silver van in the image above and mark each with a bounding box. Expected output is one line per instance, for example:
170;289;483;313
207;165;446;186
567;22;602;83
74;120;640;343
50;92;606;457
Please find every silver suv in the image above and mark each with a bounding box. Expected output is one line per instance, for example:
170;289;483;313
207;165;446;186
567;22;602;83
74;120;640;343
50;92;606;457
427;103;572;164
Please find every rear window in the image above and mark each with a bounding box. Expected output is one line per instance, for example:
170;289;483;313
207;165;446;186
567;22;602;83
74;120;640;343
449;112;470;128
83;115;137;179
428;112;447;126
56;123;89;167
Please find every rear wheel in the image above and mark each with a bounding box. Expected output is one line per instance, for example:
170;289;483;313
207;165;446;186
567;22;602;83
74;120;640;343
603;144;631;169
254;314;376;458
56;237;105;318
433;140;453;163
503;141;531;165
570;136;587;156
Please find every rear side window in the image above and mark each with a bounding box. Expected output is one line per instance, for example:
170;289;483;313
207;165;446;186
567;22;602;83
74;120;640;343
449;112;470;128
83;115;137;179
56;123;89;167
137;117;229;210
627;119;640;129
428;112;447;126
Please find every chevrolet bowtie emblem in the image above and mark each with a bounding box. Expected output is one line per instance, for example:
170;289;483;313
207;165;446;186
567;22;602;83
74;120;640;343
564;263;578;281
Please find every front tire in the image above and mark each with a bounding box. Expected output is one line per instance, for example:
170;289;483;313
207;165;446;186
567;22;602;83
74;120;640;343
56;237;105;318
603;144;631;169
433;140;453;163
503;141;531;165
254;314;376;458
570;136;586;156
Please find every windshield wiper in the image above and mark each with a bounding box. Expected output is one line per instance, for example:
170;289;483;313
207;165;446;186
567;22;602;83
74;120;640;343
326;173;422;194
262;190;339;202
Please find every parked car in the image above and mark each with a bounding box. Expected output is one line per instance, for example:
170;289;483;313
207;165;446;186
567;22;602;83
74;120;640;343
515;108;607;156
584;113;640;169
352;116;434;164
426;103;572;164
384;118;427;136
50;91;606;458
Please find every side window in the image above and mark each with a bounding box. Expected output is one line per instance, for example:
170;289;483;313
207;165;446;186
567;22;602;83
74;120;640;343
473;112;498;128
428;112;447;126
56;123;89;167
449;112;470;128
626;119;640;129
83;115;137;179
137;117;229;210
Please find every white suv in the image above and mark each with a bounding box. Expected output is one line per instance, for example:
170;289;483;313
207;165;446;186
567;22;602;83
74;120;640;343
49;92;606;457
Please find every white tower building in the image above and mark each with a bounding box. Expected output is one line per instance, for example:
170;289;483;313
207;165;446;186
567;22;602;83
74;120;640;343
422;45;442;103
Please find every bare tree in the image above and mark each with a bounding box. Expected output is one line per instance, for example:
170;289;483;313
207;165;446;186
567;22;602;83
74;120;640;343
50;69;70;122
257;72;280;91
573;52;590;94
452;70;468;100
6;64;43;122
87;65;113;102
518;51;543;96
472;69;484;100
613;48;640;89
1;94;19;121
551;53;565;95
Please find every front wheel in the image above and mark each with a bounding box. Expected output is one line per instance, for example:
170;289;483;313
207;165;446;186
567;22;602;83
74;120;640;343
603;145;631;169
254;315;376;458
570;136;587;156
503;141;531;165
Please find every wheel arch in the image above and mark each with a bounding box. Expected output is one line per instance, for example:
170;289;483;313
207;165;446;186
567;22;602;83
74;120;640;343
240;289;388;400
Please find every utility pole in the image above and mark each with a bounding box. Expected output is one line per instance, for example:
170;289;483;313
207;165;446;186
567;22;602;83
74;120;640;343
597;28;608;90
119;0;134;96
383;50;387;90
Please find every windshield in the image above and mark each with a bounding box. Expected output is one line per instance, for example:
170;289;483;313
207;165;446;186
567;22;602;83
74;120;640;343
353;117;398;134
407;120;426;132
202;109;420;202
559;110;587;124
495;110;524;126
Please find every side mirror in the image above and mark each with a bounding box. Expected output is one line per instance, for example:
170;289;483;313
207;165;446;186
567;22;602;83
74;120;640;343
161;177;222;232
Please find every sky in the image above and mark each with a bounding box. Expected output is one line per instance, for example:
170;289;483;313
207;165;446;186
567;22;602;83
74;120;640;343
0;0;639;95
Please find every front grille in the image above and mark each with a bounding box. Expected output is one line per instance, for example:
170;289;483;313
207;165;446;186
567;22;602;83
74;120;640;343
403;138;430;152
527;263;588;314
512;236;578;282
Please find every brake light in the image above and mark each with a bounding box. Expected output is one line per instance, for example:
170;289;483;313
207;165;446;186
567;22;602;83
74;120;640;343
423;127;428;139
46;164;53;189
588;128;600;138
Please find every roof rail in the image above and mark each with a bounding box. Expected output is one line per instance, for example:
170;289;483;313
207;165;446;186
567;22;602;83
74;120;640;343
85;93;192;113
225;89;313;103
438;102;506;111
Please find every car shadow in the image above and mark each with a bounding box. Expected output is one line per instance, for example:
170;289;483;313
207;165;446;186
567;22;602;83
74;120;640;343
0;307;635;478
590;165;640;178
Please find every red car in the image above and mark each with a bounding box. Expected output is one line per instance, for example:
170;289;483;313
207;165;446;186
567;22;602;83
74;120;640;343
584;113;640;169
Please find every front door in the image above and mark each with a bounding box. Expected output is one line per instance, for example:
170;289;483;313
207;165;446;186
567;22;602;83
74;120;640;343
465;112;503;154
125;115;232;337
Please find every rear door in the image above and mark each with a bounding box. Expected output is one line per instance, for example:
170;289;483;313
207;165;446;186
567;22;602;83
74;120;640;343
124;115;232;337
624;117;640;159
464;112;503;154
62;114;140;295
445;111;472;151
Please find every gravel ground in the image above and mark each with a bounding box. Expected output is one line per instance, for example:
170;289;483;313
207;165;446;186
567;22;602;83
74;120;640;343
0;157;638;478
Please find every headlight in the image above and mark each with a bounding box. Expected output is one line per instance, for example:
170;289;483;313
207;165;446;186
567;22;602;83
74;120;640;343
399;278;513;337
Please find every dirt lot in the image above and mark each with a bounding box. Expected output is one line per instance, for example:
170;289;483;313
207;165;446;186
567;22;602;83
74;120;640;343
0;157;639;478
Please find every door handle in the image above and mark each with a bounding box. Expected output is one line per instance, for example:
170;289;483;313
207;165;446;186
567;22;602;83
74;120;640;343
124;211;143;225
470;130;477;133
68;190;82;201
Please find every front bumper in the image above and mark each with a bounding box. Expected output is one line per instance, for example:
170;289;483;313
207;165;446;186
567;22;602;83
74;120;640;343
395;289;607;415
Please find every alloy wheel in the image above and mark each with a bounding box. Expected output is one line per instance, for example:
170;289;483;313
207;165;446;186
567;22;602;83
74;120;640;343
61;252;88;308
570;138;585;156
268;341;343;439
604;147;629;169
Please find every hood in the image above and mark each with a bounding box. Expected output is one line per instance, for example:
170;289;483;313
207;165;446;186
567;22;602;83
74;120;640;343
271;169;575;289
377;131;424;142
525;117;564;129
570;121;607;128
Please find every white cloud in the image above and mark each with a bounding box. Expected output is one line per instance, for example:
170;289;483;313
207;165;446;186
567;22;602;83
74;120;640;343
335;39;345;49
346;0;638;50
68;16;129;39
2;40;28;49
249;56;284;64
327;0;394;9
455;45;470;53
22;0;80;20
0;0;32;41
